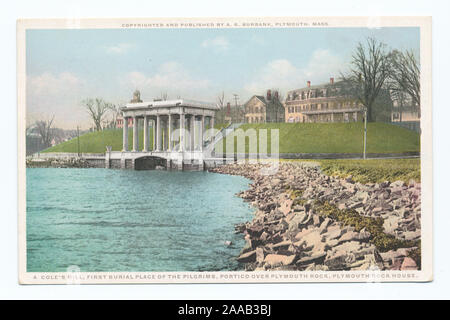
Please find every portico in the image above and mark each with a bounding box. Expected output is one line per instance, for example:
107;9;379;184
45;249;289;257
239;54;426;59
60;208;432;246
114;98;218;170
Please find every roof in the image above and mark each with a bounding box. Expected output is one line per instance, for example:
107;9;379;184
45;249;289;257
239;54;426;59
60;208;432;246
254;95;267;104
123;98;219;110
287;80;345;94
245;95;283;106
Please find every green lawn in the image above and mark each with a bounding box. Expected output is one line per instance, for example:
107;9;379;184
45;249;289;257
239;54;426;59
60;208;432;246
215;122;420;154
43;122;420;155
314;158;421;183
43;128;155;153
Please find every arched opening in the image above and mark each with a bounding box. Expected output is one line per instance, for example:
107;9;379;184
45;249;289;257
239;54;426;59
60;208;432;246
134;156;167;170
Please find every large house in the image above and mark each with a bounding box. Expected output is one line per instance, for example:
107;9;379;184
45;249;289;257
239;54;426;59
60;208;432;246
284;78;364;123
244;90;285;123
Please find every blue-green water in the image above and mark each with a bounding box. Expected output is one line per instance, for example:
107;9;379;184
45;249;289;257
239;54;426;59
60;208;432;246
26;168;253;272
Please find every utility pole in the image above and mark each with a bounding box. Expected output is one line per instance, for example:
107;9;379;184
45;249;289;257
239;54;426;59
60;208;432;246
233;94;239;123
77;125;80;157
363;107;367;160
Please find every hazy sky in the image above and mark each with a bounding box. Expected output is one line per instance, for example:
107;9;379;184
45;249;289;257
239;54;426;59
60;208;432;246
26;27;420;129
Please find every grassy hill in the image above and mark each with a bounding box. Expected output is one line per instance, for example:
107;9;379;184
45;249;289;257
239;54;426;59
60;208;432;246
43;122;420;154
43;129;154;153
216;122;420;154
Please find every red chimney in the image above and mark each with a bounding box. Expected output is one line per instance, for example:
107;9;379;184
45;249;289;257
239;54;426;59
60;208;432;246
307;81;311;88
330;77;334;85
267;89;272;101
226;102;231;116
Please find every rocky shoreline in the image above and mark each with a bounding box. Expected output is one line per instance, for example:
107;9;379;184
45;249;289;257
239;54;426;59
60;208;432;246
210;162;421;272
26;158;95;168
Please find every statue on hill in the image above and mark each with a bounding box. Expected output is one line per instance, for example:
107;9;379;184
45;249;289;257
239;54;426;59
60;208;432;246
130;89;143;103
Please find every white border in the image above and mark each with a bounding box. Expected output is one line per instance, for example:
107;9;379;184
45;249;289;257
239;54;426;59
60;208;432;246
16;16;432;285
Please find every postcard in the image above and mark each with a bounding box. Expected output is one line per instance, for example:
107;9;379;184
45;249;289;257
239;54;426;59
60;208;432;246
18;17;432;284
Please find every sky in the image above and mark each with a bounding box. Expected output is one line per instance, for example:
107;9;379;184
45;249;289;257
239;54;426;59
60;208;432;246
26;27;420;129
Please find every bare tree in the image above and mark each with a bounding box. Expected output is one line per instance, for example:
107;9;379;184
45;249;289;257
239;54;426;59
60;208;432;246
82;98;109;131
106;102;120;129
270;88;284;123
35;115;55;148
216;91;226;124
390;49;420;117
390;88;407;122
341;38;392;122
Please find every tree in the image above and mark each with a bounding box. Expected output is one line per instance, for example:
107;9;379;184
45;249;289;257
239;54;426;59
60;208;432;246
342;38;392;122
390;88;407;122
82;98;109;131
35;115;55;148
390;49;420;117
106;102;120;129
269;88;284;123
216;91;226;124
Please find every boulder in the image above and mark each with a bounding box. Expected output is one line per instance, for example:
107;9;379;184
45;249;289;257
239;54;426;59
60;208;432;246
294;227;315;241
279;197;293;215
338;231;359;243
272;240;292;250
332;241;362;255
246;224;264;237
264;254;297;267
313;214;321;226
295;229;321;246
357;228;371;241
296;252;327;266
383;215;401;234
324;252;355;270
400;257;418;271
403;230;421;241
319;218;331;233
287;212;307;232
237;250;256;263
256;247;265;263
322;225;342;240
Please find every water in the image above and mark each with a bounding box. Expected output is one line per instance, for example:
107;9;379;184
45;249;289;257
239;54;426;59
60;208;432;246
26;168;253;272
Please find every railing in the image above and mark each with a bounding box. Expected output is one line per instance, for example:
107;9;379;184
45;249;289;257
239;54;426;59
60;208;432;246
203;122;242;150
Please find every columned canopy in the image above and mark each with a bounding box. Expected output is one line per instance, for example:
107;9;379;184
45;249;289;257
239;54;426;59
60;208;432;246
120;99;217;153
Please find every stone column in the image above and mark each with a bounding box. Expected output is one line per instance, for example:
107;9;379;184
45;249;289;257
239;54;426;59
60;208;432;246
159;117;166;151
152;119;156;151
210;116;215;142
122;116;129;151
132;116;139;152
190;115;195;151
163;118;168;151
199;115;204;151
179;113;185;151
156;115;161;151
168;114;172;151
143;115;149;152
